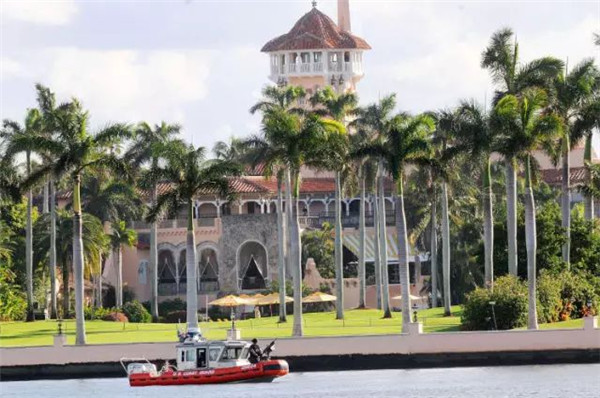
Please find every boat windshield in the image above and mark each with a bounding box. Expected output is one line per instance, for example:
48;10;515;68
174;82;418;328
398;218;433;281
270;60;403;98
220;346;247;361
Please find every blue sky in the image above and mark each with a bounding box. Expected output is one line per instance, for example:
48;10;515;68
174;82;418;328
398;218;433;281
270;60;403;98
1;0;599;152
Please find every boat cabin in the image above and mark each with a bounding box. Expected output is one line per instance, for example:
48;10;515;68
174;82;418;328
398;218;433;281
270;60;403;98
176;340;251;370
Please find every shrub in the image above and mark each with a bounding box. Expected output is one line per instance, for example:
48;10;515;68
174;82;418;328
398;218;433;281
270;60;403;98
164;310;187;324
537;271;562;323
461;275;528;330
122;300;152;323
159;298;186;314
102;311;128;322
556;271;599;319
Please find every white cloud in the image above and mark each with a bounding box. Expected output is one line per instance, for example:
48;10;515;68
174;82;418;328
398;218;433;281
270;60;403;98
0;57;26;80
2;0;78;25
42;48;212;126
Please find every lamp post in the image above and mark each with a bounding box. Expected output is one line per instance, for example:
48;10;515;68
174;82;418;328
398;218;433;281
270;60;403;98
489;301;497;330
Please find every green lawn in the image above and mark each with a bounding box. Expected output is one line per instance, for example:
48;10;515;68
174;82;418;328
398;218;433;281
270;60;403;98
0;306;462;347
0;306;585;347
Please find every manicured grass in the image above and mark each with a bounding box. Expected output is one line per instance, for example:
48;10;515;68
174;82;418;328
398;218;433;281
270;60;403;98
0;306;462;347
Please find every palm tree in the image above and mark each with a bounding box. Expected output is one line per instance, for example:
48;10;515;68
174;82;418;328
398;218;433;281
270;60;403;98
248;85;307;323
26;99;132;344
359;113;433;329
455;101;496;288
548;59;599;266
481;27;563;276
34;210;108;316
126;121;181;322
595;33;600;46
109;221;137;307
2;108;43;321
213;137;247;161
147;144;240;332
309;86;356;319
493;88;562;329
351;95;398;315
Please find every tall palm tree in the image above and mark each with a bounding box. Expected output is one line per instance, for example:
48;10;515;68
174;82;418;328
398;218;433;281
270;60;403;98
351;95;398;315
126;121;181;322
147;144;240;332
2;109;43;321
455;101;497;288
493;88;562;329
548;59;599;266
26;99;132;344
481;28;563;276
213;137;247;162
248;85;307;323
109;221;137;307
310;86;356;319
359;113;433;329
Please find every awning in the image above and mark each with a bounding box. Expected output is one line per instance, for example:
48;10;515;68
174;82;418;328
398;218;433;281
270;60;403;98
343;230;429;264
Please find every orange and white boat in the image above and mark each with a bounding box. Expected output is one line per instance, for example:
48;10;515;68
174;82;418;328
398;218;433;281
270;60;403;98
122;331;288;387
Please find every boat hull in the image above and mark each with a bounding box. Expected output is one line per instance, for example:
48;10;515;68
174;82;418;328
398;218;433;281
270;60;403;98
128;360;289;387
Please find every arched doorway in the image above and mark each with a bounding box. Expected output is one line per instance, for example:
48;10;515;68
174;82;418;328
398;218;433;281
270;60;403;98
158;249;177;295
198;246;219;292
237;241;268;290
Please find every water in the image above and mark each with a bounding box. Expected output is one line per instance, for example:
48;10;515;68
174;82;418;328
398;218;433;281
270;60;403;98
1;364;598;397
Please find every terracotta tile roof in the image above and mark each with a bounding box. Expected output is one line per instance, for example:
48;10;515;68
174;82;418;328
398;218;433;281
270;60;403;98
261;8;371;52
540;167;587;186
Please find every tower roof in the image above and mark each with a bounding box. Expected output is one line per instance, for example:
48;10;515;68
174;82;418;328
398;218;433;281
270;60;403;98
261;7;370;52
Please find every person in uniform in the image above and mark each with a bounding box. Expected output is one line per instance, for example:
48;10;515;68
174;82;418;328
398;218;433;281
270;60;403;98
248;338;263;363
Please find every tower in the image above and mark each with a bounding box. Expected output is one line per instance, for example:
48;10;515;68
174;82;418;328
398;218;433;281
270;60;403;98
261;1;370;95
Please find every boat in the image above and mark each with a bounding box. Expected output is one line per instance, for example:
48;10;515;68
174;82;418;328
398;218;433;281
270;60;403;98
121;329;289;387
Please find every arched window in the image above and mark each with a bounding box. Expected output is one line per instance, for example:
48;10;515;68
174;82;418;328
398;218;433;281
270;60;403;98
238;241;268;290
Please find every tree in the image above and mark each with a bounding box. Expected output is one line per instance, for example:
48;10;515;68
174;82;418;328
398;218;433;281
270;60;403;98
455;101;497;288
147;144;240;332
247;85;307;323
309;86;356;319
126;121;181;322
481;27;563;276
493;88;562;329
351;95;398;315
548;58;599;266
109;221;137;307
359;113;433;329
2;109;44;321
26;99;132;344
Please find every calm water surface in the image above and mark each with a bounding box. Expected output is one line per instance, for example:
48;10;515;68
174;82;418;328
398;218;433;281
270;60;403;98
2;364;599;398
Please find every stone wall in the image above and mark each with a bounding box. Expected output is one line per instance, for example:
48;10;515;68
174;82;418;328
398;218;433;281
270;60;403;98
219;214;279;291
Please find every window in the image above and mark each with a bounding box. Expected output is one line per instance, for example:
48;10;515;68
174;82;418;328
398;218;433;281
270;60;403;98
185;349;196;362
344;52;350;62
221;347;244;361
301;52;310;63
313;52;322;63
209;347;222;361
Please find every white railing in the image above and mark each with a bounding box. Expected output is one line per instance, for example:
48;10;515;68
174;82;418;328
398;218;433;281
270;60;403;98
313;62;323;72
288;64;297;73
300;63;311;73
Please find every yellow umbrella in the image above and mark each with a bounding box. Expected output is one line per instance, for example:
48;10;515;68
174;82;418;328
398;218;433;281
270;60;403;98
390;294;423;301
208;295;254;329
256;293;293;305
302;291;337;303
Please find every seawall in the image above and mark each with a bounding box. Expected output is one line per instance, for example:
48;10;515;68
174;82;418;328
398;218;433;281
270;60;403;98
1;317;599;381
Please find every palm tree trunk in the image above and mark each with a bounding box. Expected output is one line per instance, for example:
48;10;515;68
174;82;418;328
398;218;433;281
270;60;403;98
62;261;69;318
26;152;34;322
430;184;438;308
395;176;411;328
115;247;123;307
150;184;159;322
276;175;287;322
506;158;518;276
186;199;199;331
49;177;58;319
358;170;366;309
441;181;451;316
96;258;104;308
286;169;303;337
561;137;570;267
73;173;87;345
524;155;538;330
43;178;49;214
378;164;391;318
584;134;594;220
334;171;344;319
373;193;382;310
483;157;494;289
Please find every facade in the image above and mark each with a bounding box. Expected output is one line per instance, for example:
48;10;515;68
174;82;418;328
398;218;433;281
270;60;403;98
97;0;598;311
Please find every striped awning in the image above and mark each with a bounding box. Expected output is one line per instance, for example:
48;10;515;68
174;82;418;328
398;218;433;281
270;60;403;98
343;231;428;264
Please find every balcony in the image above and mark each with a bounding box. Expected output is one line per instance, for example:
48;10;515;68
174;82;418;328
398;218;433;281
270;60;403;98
129;216;218;231
270;61;362;79
299;211;396;229
158;281;220;296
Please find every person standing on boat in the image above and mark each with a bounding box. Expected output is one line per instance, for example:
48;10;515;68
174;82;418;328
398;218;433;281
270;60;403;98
248;338;263;364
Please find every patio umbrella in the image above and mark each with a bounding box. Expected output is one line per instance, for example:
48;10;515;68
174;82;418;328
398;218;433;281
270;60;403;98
209;295;254;329
390;294;423;301
255;293;293;316
302;291;337;303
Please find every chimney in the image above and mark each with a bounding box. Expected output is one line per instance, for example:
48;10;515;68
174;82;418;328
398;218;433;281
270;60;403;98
337;0;351;32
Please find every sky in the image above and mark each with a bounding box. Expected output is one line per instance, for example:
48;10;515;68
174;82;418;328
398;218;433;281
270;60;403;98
1;0;599;153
